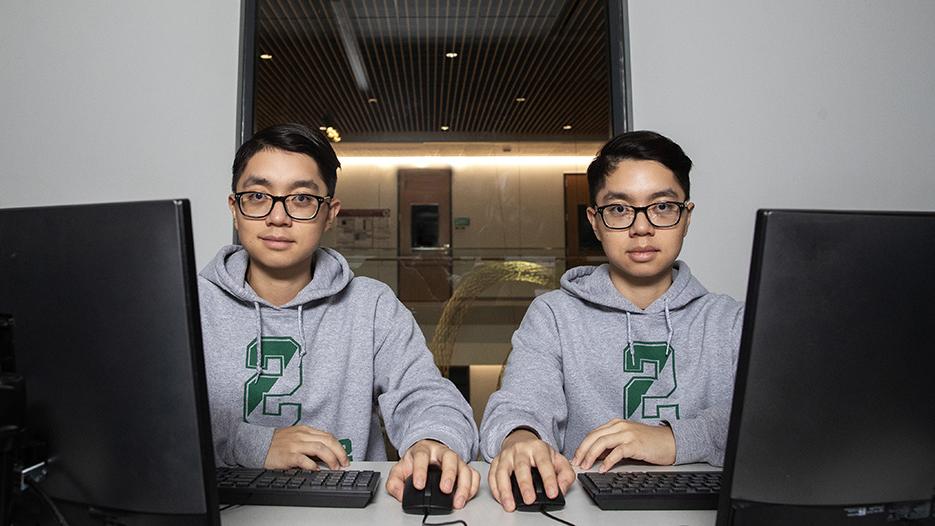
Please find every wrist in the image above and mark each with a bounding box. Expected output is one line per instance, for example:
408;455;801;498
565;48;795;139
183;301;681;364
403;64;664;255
502;428;539;450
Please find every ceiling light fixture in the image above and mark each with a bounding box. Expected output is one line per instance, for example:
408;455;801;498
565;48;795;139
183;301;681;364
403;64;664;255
259;53;273;60
562;124;573;130
445;52;458;59
367;98;378;104
440;125;450;131
515;97;527;102
324;126;342;143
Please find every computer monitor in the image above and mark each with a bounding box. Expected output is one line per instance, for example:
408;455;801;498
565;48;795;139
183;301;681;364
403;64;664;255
0;200;219;525
718;210;935;526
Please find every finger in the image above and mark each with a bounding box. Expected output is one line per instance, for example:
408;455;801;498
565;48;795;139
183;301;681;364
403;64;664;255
573;426;616;466
581;435;617;470
410;447;431;490
296;428;349;467
469;467;481;501
385;461;409;502
302;441;342;470
292;453;319;471
583;431;623;470
488;455;501;503
534;453;560;499
495;459;516;511
554;451;577;494
439;449;459;494
600;445;630;473
452;461;472;509
513;460;536;506
317;435;350;467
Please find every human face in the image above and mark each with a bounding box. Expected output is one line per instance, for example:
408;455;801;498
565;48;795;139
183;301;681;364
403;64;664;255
586;159;693;288
229;148;341;279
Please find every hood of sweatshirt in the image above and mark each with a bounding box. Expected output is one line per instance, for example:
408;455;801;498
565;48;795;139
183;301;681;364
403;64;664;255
559;260;708;362
199;244;353;308
199;244;354;380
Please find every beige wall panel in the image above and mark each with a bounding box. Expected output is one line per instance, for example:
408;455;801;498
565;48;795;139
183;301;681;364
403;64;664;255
518;164;572;250
451;164;521;250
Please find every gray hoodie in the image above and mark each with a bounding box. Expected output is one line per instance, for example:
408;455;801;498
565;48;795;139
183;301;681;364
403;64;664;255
479;261;743;466
199;245;478;467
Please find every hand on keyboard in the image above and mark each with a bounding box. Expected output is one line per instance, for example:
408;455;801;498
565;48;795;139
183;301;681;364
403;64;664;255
264;425;350;470
572;419;675;471
385;439;479;510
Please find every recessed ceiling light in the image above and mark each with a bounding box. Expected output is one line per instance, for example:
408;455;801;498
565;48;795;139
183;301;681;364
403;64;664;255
319;126;327;131
259;53;273;60
515;97;527;103
367;98;378;104
562;124;573;130
445;52;458;59
440;125;450;131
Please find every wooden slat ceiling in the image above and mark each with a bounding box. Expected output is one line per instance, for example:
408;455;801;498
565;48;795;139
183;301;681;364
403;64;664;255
254;0;611;142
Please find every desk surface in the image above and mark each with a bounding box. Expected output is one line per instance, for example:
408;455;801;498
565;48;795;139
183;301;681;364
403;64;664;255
220;461;719;525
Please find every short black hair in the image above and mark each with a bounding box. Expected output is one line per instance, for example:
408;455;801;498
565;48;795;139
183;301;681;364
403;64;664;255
586;131;692;204
231;123;340;196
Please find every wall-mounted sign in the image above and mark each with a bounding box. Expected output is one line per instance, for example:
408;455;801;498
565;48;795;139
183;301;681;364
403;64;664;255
336;208;391;248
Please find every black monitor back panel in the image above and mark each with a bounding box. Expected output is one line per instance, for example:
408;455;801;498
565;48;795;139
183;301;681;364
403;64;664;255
720;210;935;525
0;200;218;523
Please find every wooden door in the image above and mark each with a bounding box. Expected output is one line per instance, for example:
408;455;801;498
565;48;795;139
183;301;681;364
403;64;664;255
398;169;452;302
564;173;605;269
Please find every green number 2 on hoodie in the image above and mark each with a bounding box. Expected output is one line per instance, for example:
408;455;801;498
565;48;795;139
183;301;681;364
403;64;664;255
243;337;303;425
623;341;680;421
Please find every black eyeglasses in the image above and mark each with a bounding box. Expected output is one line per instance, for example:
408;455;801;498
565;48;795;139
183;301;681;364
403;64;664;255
233;191;331;221
592;201;688;230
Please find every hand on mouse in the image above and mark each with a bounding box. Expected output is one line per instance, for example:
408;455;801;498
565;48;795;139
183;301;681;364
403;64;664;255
489;429;575;512
263;425;350;470
572;418;676;471
385;439;480;509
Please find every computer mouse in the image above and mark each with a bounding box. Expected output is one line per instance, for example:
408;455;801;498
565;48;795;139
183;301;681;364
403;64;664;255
510;466;566;511
402;464;454;515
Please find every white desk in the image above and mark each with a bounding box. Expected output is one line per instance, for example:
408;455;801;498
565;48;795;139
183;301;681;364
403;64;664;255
221;461;719;525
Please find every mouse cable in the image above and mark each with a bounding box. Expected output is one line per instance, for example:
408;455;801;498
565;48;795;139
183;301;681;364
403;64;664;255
25;477;70;526
540;508;576;526
421;511;467;526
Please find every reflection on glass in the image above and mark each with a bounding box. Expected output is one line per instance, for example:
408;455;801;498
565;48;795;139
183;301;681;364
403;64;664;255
252;0;615;425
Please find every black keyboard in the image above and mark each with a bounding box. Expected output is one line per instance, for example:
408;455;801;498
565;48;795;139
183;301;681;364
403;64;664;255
216;467;380;508
578;471;721;510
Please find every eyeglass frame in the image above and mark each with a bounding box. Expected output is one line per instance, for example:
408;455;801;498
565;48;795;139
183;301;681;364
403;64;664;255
232;191;332;221
591;201;690;230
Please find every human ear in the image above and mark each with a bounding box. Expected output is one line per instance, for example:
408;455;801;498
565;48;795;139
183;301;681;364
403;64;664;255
228;194;239;231
586;206;603;242
323;198;342;232
682;202;694;237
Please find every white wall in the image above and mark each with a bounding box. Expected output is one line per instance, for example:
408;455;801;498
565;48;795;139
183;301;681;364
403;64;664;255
628;0;935;300
0;1;242;269
4;1;934;294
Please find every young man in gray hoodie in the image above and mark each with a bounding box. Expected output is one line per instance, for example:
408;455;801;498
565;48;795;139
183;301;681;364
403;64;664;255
480;131;744;512
199;123;480;509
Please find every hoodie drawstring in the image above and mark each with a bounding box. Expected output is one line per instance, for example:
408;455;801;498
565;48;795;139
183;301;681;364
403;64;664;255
625;299;675;363
253;302;264;374
297;305;307;357
663;297;673;356
625;311;634;365
254;303;309;376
